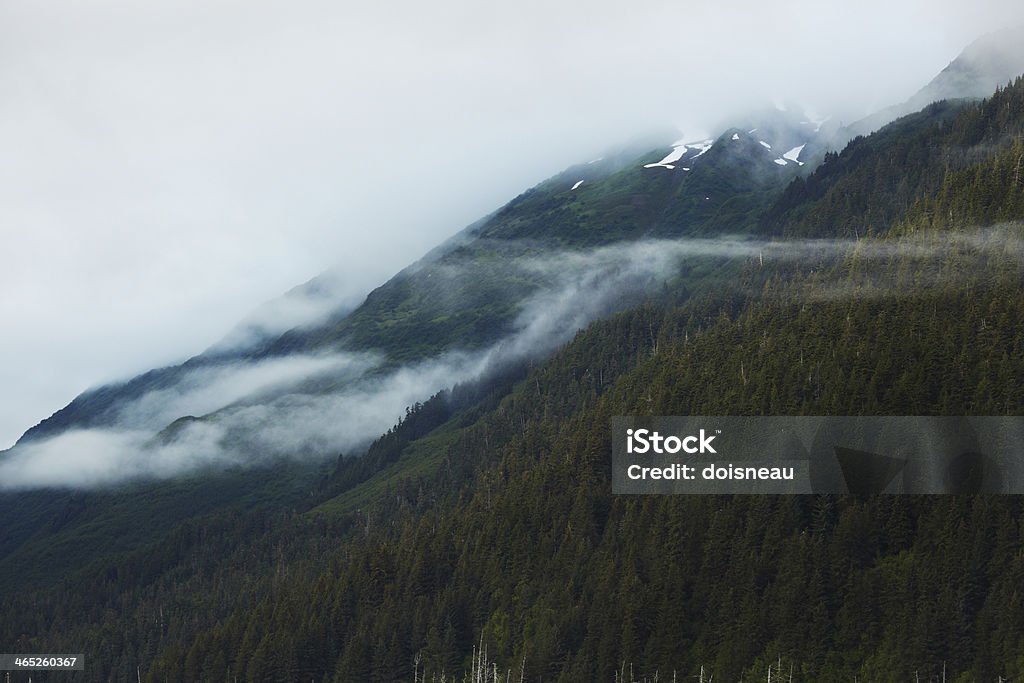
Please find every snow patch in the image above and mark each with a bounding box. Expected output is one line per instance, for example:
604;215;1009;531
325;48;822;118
731;133;740;141
773;159;788;166
645;145;686;169
686;140;714;159
782;144;806;166
571;180;584;190
588;158;603;164
759;141;772;150
644;138;713;170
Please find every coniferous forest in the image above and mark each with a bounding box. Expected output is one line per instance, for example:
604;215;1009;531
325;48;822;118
4;73;1024;683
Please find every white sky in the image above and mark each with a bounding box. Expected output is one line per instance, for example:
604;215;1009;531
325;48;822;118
2;0;1023;448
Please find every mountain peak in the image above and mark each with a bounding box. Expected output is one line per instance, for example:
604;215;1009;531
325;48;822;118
920;25;1024;102
845;25;1024;139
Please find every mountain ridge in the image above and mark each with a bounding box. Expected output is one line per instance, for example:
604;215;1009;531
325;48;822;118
844;24;1024;139
8;112;822;451
10;28;1024;456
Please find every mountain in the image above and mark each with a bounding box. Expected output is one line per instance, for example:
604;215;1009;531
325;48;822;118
922;25;1024;99
0;78;984;455
845;25;1024;138
3;35;1024;683
8;107;828;457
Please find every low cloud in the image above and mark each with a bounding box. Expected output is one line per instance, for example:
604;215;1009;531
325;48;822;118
5;0;1024;455
117;352;380;431
208;267;371;353
3;227;1022;490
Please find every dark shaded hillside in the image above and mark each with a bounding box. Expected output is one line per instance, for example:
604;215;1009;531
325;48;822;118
8;222;1024;682
135;225;1024;683
762;76;1024;238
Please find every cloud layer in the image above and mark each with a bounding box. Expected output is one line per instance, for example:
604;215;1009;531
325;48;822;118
3;0;1024;449
4;227;1023;489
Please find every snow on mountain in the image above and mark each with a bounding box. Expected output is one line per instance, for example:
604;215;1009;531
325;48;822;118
688;140;714;158
636;102;833;183
643;144;687;169
782;144;805;165
643;139;715;170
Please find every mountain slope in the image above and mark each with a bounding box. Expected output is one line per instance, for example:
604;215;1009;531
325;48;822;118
4;38;1024;683
12;28;1024;453
762;79;1024;237
846;25;1024;138
130;77;1024;682
12;110;824;452
2;61;1024;683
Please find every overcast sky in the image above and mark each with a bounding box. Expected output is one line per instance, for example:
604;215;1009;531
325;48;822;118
2;0;1023;449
